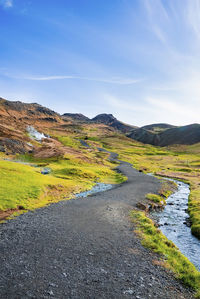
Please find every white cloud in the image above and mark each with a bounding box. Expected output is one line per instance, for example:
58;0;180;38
6;73;142;85
0;0;13;8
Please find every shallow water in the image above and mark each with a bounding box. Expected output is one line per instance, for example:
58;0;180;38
154;179;200;270
75;183;113;198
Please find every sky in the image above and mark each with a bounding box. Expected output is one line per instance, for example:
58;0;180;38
0;0;200;126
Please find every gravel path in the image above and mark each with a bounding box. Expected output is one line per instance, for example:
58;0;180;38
0;158;194;298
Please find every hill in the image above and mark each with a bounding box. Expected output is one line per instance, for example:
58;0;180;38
91;113;137;133
128;123;200;146
62;113;90;122
1;98;200;151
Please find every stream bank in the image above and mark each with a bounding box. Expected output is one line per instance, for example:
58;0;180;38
153;179;200;270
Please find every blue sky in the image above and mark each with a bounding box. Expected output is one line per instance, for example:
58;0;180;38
0;0;200;126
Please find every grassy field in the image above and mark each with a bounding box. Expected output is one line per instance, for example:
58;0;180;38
0;133;126;214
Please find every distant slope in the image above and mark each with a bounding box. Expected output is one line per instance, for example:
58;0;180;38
91;113;138;134
62;113;90;122
141;123;176;133
129;124;200;146
158;124;200;146
128;128;158;145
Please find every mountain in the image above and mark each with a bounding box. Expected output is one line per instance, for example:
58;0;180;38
62;112;138;134
157;124;200;146
1;97;200;152
91;113;138;134
128;123;200;146
0;97;60;127
62;113;90;122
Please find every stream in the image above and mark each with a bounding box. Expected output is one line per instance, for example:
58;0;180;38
153;179;200;270
75;183;113;198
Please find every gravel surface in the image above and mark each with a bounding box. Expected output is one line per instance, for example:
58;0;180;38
0;159;194;298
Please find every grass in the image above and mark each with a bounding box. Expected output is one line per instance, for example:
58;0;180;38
97;134;200;239
130;210;200;298
56;135;81;149
0;136;126;213
145;193;166;205
0;160;78;210
158;180;177;198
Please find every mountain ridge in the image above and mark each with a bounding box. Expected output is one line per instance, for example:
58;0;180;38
1;98;200;152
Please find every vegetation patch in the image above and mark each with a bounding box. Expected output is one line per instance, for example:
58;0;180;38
56;135;81;149
145;193;165;205
0;133;126;218
158;179;177;198
130;210;200;298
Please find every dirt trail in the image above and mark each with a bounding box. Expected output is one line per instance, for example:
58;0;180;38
0;153;194;298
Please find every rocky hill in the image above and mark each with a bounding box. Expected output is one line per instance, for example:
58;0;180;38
0;98;63;154
0;98;61;129
62;112;138;133
62;113;90;122
91;113;137;133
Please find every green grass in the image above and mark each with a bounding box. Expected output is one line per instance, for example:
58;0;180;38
0;160;77;210
0;146;126;212
145;193;166;205
130;210;200;298
56;135;81;149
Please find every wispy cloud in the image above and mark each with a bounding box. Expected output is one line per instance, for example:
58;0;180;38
143;0;169;44
187;0;200;41
0;0;13;8
7;74;143;85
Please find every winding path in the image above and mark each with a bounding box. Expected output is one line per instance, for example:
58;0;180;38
0;154;194;298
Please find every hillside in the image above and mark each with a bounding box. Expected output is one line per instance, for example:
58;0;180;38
128;123;200;146
1;98;200;152
158;124;200;146
141;123;176;133
62;113;90;122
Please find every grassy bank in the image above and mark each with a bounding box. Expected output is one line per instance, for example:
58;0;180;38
130;210;200;298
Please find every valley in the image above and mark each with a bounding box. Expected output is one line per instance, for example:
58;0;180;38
0;97;200;298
